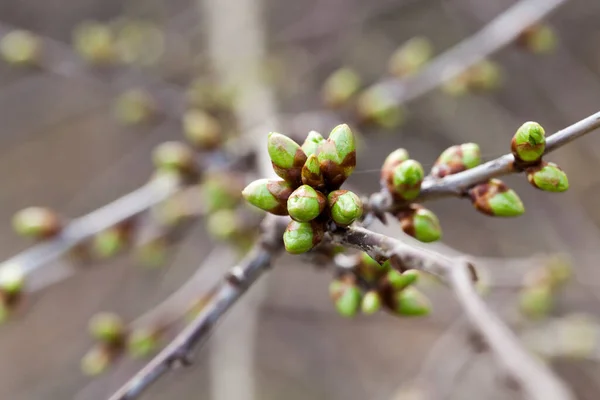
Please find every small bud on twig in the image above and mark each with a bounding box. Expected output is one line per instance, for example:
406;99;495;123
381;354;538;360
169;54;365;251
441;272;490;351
283;220;324;254
396;205;442;243
0;263;25;296
431;143;481;178
317;124;357;189
242;179;293;215
113;89;157;126
322;67;362;108
88;312;126;345
267;132;307;185
73;21;117;65
81;344;114;376
390;160;424;200
361;290;382;315
526;162;569;192
511;121;546;163
469;179;525;217
12;207;61;240
356;87;405;129
183;109;222;150
356;252;389;283
384;286;431;317
328;190;363;226
127;327;160;359
388;36;433;78
381;148;409;183
517;24;557;55
0;30;40;66
152;141;196;175
329;275;362;318
287;185;326;222
519;284;553;319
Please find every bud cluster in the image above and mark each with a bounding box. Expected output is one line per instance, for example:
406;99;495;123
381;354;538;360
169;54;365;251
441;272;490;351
243;124;363;254
329;253;431;318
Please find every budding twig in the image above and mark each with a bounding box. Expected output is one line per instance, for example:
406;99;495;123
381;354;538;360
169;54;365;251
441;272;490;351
333;225;575;400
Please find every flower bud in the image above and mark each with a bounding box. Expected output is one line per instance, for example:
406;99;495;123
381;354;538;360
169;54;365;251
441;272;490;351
267;132;307;185
361;291;382;315
81;345;113;376
287;185;326;222
388;36;433;77
283;220;324;254
328;190;363;226
127;327;160;358
12;206;61;239
385;286;431;317
301;154;325;190
322;67;362;108
317;124;357;189
356;252;388;283
0;30;40;66
0;263;25;296
183;109;222;150
329;275;362;318
381;148;409;183
92;225;129;258
518;24;557;55
519;284;553;319
431;143;481;178
356;87;405;129
390;160;424;200
113;89;157;126
73;21;117;65
469;179;525;217
526;162;568;192
88;312;125;344
152;141;196;174
511;121;546;162
396;205;442;243
301;131;325;157
242;179;293;215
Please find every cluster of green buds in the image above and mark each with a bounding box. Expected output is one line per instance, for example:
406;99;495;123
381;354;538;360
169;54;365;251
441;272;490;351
329;253;431;318
81;312;161;375
243;124;363;254
387;36;434;78
518;255;572;319
0;30;41;66
113;88;158;126
322;67;362;108
516;23;557;55
442;59;502;96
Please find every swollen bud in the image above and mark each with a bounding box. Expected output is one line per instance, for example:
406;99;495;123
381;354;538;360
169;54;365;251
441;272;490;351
511;121;546;162
519;285;553;319
431;143;481;178
152;141;196;174
12;207;61;240
390;160;424;200
242;179;293;215
356;87;405;129
468;60;502;92
206;209;240;241
385;286;431;317
287;185;326;222
388;36;433;77
356;252;389;283
361;291;382;315
127;327;160;358
322;67;362;108
329;275;362;318
526;162;569;192
384;269;420;291
0;30;40;66
0;263;25;296
396;205;442;243
267;132;307;185
317;124;357;189
73;21;117;65
81;345;113;376
301;131;325;157
328;190;363;226
518;24;557;55
88;312;125;344
469;179;525;217
283;220;324;254
183;109;222;150
301;154;325;190
381;148;409;183
113;89;157;126
92;226;129;258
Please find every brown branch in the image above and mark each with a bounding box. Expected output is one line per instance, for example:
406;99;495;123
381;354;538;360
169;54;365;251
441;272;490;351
332;225;575;400
107;214;286;400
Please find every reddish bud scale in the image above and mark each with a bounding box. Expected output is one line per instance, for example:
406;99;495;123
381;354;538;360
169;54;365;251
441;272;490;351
271;147;308;186
381;148;409;184
469;179;524;217
266;180;294;215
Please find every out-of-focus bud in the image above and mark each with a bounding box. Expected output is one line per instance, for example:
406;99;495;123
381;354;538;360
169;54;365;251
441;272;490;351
526;162;569;192
127;327;160;358
317;124;357;189
0;30;40;66
135;235;169;268
468;60;502;92
469;179;525;217
92;224;130;258
12;206;61;240
389;160;424;200
206;209;240;241
431;143;481;178
287;185;326;222
0;263;25;296
328;190;363;226
186;78;236;113
396;204;442;243
301;154;325;190
267;132;307;185
242;179;293;215
356;252;389;283
384;269;420;292
113;89;157;126
81;345;114;376
381;148;409;183
200;173;243;213
73;21;117;65
519;284;553;319
301;131;325;157
388;36;433;77
384;286;431;317
183;109;222;150
88;312;125;344
152;141;196;175
517;24;557;55
356;86;405;129
511;121;546;163
361;290;382;315
329;275;362;318
283;220;324;254
322;67;362;108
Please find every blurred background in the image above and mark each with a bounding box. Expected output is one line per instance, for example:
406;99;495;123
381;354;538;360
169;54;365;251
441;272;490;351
0;0;598;399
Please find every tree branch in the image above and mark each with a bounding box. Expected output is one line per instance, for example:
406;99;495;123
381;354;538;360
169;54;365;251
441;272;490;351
332;225;575;400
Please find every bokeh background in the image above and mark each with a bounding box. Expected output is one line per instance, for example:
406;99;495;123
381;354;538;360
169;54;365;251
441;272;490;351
0;0;598;399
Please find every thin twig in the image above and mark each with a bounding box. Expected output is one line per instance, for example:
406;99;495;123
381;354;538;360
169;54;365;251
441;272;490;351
333;225;575;400
107;214;286;400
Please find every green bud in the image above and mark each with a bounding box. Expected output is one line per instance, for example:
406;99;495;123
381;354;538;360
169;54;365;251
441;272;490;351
0;30;40;66
301;153;325;190
200;173;243;213
185;78;236;112
267;132;307;185
183;109;222;150
287;185;326;222
329;276;362;318
81;345;113;376
113;89;157;126
390;160;424;200
469;179;525;217
511;121;546;162
361;291;382;315
356;87;405;129
88;312;125;344
386;287;431;317
301;131;325;157
127;328;159;358
442;74;470;96
152;141;196;174
385;269;420;291
206;209;239;240
328;190;363;226
73;21;117;65
519;285;553;319
12;206;61;239
356;252;388;283
388;36;433;77
322;67;362;108
397;205;442;243
468;60;502;92
431;143;481;178
92;226;128;258
0;263;25;295
527;162;568;192
283;220;324;254
317;124;357;189
546;255;572;288
242;179;293;215
519;24;557;55
381;148;410;182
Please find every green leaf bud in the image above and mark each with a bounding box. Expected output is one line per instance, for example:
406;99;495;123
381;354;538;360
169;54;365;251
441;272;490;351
301;153;325;190
283;220;324;254
73;21;117;65
511;121;546;162
127;327;159;359
390;160;424;200
12;206;61;239
361;291;382;315
267;132;307;185
526;162;568;192
384;269;420;291
356;252;388;283
518;24;557;55
317;124;357;189
388;36;433;77
88;312;125;344
287;185;326;222
327;190;363;226
92;225;129;258
0;263;25;296
469;179;525;217
396;205;442;243
329;275;362;318
152;141;196;174
356;86;405;129
385;286;431;317
519;285;553;319
322;67;362;108
0;30;40;66
242;179;293;215
81;345;113;376
183;109;222;150
381;148;410;183
113;89;157;126
301;130;325;157
431;143;481;178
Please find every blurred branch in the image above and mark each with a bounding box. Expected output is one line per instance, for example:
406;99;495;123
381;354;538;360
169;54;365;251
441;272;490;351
333;225;575;400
